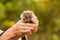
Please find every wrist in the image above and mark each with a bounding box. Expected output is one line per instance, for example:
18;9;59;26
0;31;15;40
0;30;4;36
0;30;22;40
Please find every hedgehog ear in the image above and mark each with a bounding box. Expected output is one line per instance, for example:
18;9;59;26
20;13;23;19
20;11;26;19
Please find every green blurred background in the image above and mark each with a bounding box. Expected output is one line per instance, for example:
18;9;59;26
0;0;60;40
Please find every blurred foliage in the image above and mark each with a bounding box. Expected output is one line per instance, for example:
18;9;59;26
0;0;60;40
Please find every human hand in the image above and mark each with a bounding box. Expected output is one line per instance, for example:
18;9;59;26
0;11;39;40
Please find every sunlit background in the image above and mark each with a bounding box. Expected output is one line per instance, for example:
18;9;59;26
0;0;60;40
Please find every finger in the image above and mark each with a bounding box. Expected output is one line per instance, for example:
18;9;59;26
20;30;30;33
19;20;26;23
16;20;24;24
32;26;38;33
19;23;37;27
19;26;34;30
31;16;39;25
20;30;32;35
